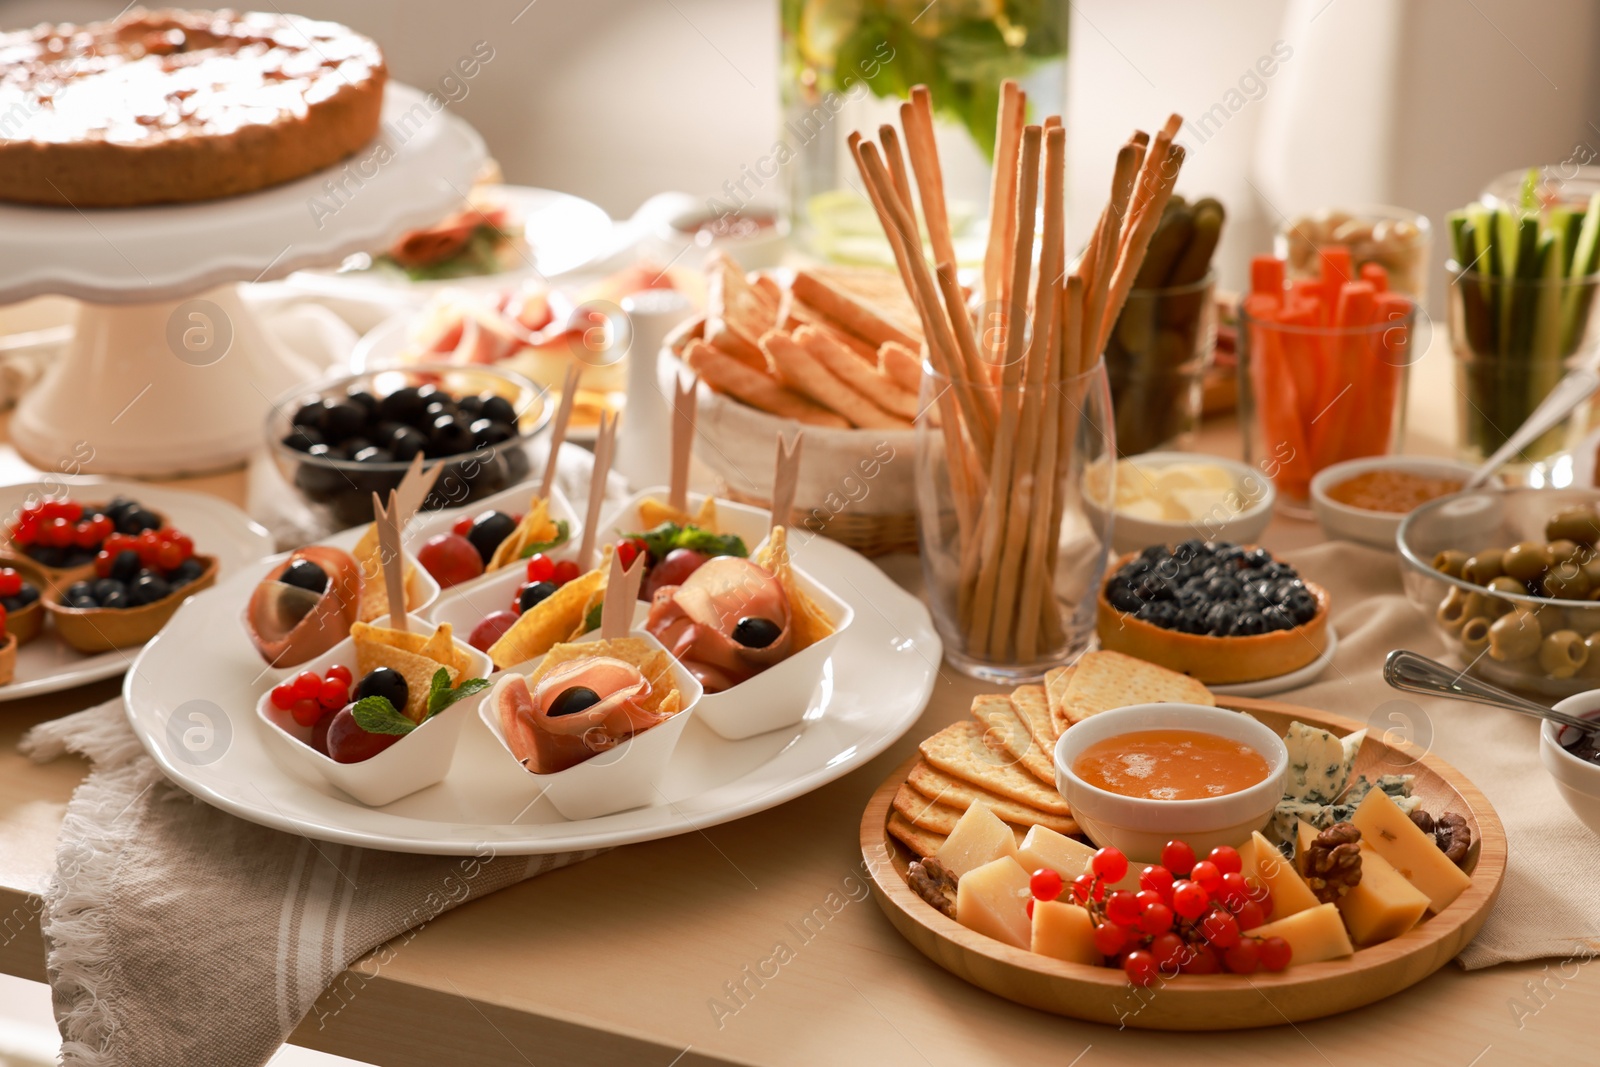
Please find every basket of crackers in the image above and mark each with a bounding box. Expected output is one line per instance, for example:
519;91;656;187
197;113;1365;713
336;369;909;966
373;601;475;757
661;252;922;557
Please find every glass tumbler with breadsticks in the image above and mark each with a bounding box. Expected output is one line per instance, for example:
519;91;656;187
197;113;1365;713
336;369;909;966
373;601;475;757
1238;250;1418;514
846;78;1190;680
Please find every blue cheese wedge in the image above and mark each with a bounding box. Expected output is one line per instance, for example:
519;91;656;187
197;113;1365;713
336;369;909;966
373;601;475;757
1284;723;1365;803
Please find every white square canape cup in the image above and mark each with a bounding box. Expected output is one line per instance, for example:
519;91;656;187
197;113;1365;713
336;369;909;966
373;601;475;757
596;486;853;739
410;480;582;597
254;612;494;807
477;627;703;821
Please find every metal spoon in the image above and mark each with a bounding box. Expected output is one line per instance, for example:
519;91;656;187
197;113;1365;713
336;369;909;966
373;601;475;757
1464;366;1600;489
1383;649;1600;734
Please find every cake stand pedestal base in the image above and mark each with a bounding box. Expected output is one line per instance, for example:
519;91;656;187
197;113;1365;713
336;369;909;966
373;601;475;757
10;285;320;478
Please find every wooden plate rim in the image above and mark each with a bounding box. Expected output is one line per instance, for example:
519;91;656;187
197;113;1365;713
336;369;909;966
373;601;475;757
859;695;1508;1023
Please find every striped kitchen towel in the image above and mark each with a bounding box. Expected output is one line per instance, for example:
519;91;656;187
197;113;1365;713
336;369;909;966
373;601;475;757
22;700;603;1067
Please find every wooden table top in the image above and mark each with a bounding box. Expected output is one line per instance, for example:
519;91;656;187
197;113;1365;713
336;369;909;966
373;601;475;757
3;346;1597;1066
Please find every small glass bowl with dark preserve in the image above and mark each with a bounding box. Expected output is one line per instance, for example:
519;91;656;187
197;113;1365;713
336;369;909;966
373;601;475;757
267;362;551;531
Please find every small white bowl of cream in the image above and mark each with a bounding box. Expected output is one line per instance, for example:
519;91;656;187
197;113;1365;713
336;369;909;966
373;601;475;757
1083;452;1275;556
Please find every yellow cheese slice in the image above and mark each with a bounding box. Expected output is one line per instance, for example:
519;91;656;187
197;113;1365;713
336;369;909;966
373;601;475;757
1294;819;1318;876
1350;790;1472;913
1016;826;1097;883
1248;902;1354;966
1337;843;1430;946
935;802;1019;880
956;857;1033;949
1241;830;1319;920
1030;900;1099;964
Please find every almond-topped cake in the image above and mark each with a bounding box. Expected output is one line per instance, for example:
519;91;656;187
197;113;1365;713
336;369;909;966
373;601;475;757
0;8;386;207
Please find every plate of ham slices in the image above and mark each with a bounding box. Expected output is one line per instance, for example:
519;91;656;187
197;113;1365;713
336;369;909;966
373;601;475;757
121;495;939;854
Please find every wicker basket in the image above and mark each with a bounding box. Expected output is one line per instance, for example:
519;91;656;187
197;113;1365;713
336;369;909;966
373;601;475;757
664;317;920;557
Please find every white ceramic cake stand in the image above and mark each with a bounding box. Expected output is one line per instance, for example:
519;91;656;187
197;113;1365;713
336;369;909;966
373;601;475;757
0;85;485;476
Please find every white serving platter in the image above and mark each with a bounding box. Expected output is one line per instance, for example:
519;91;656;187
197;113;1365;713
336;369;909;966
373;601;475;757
123;521;940;854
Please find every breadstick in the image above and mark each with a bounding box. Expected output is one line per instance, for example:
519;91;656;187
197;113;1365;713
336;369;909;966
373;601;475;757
878;341;923;395
795;326;919;421
683;339;849;428
761;329;912;431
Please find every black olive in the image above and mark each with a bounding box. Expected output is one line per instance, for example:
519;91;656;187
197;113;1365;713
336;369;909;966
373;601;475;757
355;666;409;713
377;386;425;425
518;580;558;612
480;394;518;425
732;616;782;648
281;559;330;595
548;686;601;717
322;401;368;442
466;511;518;564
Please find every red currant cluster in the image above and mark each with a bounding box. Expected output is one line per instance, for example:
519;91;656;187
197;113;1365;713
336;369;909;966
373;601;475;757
11;502;115;551
271;665;353;728
94;528;196;578
1028;840;1293;986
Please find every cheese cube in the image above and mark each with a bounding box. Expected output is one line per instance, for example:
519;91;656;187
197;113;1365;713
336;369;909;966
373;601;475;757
1336;843;1430;946
1350;790;1472;913
1248;902;1354;965
1284;723;1357;803
956;857;1033;949
935;802;1018;880
1030;900;1099;964
1017;826;1097;882
1244;830;1319;920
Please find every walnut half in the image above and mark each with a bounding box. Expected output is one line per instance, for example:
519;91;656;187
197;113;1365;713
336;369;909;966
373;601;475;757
907;857;957;919
1409;809;1474;868
1304;822;1363;903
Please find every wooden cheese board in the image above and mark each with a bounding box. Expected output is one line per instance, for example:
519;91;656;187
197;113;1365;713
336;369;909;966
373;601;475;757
858;696;1507;1031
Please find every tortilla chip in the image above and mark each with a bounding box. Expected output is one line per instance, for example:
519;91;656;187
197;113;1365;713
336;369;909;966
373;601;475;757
487;566;606;670
353;523;417;622
753;526;834;651
530;636;682;719
638;496;719;533
487;497;561;573
350;620;466;720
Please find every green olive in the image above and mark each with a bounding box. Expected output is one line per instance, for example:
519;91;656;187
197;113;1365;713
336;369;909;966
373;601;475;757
1503;541;1553;582
1550;539;1584;565
1487;575;1526;597
1460;616;1492;655
1437;587;1471;633
1582;634;1600;678
1432;550;1470;578
1540;629;1590;679
1546;506;1600;544
1542;561;1592;600
1461;550;1505;585
1488;609;1542;662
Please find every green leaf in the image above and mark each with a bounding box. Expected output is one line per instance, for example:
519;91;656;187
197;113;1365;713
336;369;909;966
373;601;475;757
517;519;571;559
350;696;415;736
426;668;492;718
583;601;604;634
629;522;747;563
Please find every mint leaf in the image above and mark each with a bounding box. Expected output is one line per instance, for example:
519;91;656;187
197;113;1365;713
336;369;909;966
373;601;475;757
518;519;571;559
425;668;492;718
583;601;603;634
350;696;415;736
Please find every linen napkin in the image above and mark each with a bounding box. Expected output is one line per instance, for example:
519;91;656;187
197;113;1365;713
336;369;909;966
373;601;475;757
1278;540;1600;968
21;701;604;1067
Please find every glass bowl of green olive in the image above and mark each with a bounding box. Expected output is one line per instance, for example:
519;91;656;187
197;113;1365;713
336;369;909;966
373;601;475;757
1397;487;1600;697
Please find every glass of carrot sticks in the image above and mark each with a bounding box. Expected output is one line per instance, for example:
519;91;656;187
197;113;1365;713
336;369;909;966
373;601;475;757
1446;185;1600;467
1239;249;1417;512
847;77;1188;679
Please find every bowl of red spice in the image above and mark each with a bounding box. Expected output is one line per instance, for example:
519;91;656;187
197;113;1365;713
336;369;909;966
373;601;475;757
1311;456;1477;549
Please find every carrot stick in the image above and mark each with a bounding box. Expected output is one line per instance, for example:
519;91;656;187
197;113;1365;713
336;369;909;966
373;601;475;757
1250;255;1285;296
1245;294;1313;499
1310;281;1376;469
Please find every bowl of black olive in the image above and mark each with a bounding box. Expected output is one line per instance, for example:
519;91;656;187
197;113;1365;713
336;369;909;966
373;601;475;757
267;363;551;530
1398;486;1600;697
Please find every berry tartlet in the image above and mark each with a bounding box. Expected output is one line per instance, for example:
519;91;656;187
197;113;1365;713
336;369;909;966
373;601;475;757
46;528;216;653
0;564;44;646
1096;541;1330;684
2;497;164;588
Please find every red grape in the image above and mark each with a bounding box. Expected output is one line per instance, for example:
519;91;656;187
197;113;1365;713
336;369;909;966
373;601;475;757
1138;865;1174;900
1090;846;1128;884
1223;938;1260;974
1191;860;1223;894
1092;922;1129;956
1105;891;1139;926
417;533;484;589
1200;908;1240;949
1171;879;1210;920
469;610;520;652
1122;950;1159;987
1029;868;1063;901
1208;845;1242;876
310;707;337;756
1137;902;1174;935
1161;839;1196;877
641;548;708;598
325;705;403;763
1258;936;1292;972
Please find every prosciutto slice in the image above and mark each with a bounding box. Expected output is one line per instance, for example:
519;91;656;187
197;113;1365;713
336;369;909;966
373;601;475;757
644;556;792;693
245;545;362;668
498;655;665;774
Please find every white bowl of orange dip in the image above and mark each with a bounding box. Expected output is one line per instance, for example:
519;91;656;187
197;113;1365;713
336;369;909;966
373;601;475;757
1310;456;1476;550
1053;703;1288;862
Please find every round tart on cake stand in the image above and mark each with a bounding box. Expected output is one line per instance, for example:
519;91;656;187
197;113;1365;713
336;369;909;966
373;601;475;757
0;84;484;477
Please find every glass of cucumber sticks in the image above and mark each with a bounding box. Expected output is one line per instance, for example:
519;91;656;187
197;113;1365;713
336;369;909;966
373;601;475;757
1105;272;1217;456
1447;188;1600;468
